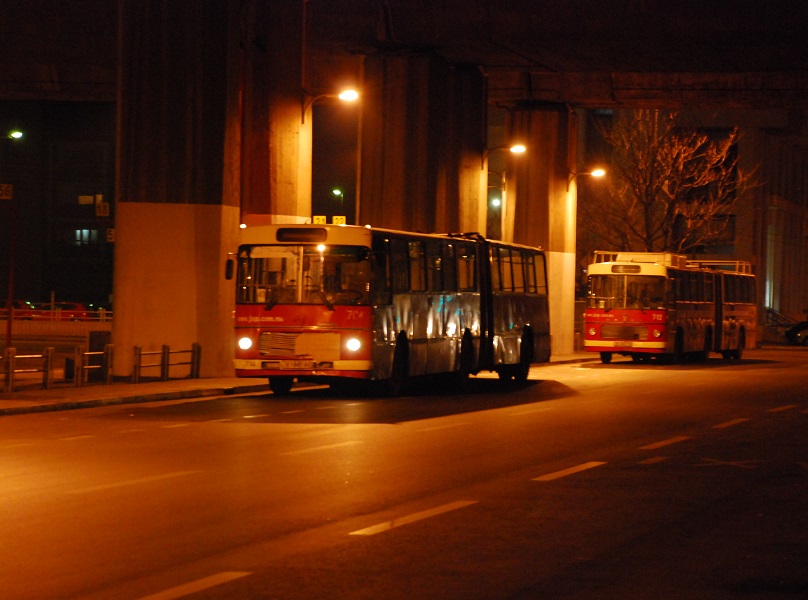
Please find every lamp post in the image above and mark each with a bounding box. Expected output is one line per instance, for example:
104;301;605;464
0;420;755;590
332;188;344;210
301;88;359;124
481;143;526;169
567;168;606;191
3;130;23;350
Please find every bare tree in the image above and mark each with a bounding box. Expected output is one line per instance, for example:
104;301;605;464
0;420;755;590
578;109;756;255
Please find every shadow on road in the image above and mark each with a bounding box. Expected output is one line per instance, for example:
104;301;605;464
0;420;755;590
116;376;579;425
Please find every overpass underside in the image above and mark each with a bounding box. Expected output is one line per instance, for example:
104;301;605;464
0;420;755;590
26;0;801;376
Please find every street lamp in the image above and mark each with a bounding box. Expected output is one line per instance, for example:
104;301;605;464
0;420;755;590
301;88;360;124
567;167;606;190
3;130;24;350
481;143;526;169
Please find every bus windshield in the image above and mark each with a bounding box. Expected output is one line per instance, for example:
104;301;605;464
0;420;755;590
588;275;666;310
236;244;371;307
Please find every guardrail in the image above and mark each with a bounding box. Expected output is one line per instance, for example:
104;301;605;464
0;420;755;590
2;342;201;393
132;343;201;383
2;345;112;393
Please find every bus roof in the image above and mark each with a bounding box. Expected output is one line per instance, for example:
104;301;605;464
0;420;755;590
591;250;753;275
592;251;688;268
237;219;544;251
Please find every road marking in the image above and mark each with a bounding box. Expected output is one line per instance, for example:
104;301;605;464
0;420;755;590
350;500;478;536
243;414;270;419
281;410;304;414
417;422;470;432
532;461;607;482
713;418;750;429
768;404;799;412
509;406;554;416
67;470;199;495
161;423;191;429
279;440;362;456
59;435;95;441
138;571;251;600
695;457;761;470
639;435;692;450
638;456;668;465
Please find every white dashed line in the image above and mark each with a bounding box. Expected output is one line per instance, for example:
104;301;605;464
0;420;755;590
350;500;478;536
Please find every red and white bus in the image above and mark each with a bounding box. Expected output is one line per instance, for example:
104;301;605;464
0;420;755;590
226;219;551;394
584;251;756;364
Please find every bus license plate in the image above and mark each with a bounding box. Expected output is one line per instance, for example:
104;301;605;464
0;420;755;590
280;359;313;369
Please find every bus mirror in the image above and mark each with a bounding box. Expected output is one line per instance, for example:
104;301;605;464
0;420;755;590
225;258;234;280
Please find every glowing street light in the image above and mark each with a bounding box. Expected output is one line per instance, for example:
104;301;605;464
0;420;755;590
301;88;360;124
567;167;606;190
481;143;526;168
3;129;24;349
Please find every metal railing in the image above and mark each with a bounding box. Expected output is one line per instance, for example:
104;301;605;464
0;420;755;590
132;343;201;383
2;345;113;393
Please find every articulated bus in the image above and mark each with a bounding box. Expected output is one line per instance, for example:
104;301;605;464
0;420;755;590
226;219;551;394
584;251;756;364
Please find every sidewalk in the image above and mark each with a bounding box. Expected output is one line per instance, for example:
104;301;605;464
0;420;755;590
0;352;596;416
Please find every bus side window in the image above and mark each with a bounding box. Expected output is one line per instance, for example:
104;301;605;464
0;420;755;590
512;250;525;292
457;243;477;291
442;242;457;292
427;240;443;292
371;237;393;305
490;247;502;291
409;240;426;292
390;238;410;293
535;253;547;295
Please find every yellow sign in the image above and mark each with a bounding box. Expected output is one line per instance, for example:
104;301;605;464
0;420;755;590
0;183;12;200
332;216;347;225
312;215;326;224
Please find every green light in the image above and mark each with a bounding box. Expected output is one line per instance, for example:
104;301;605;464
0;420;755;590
8;130;23;139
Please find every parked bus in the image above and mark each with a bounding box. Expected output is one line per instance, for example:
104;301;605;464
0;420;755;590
226;219;551;394
584;251;756;364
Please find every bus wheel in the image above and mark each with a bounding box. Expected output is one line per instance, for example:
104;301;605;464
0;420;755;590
672;330;685;364
455;332;474;389
269;376;294;396
732;330;745;360
600;352;613;364
513;334;533;383
383;340;408;397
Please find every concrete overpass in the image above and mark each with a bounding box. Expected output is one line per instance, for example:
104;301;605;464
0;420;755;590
1;1;806;375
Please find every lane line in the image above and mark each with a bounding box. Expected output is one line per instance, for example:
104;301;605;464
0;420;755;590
67;470;199;495
350;500;478;536
161;423;191;429
279;441;362;456
638;456;668;465
243;414;271;419
768;404;799;413
532;461;607;482
138;571;251;600
59;435;95;441
713;418;750;429
639;435;692;450
417;422;470;432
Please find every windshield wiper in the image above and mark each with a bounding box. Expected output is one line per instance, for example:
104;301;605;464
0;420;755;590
317;290;335;311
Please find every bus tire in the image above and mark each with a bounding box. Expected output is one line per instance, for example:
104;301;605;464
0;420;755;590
600;352;613;364
732;330;745;360
269;376;294;396
383;338;408;397
672;330;685;364
513;332;533;383
455;332;474;389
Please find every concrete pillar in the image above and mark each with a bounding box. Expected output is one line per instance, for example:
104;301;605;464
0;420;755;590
358;54;486;233
507;104;578;357
114;0;308;377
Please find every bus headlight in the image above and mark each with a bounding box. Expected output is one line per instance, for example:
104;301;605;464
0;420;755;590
346;338;361;352
587;327;597;337
652;329;662;338
238;337;253;350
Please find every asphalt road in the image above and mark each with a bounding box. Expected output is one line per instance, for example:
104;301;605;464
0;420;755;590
1;348;806;599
